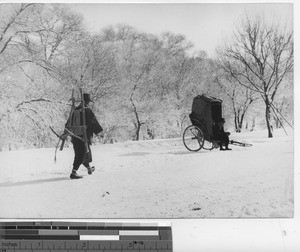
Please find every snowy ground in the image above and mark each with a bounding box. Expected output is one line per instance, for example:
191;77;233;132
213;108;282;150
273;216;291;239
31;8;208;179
0;129;294;218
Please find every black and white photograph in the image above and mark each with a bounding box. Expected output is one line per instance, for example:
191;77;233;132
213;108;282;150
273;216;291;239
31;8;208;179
0;2;294;220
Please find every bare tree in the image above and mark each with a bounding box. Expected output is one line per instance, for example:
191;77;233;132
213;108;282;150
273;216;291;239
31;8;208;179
0;3;87;149
211;61;258;132
108;25;164;141
0;3;38;73
217;15;293;137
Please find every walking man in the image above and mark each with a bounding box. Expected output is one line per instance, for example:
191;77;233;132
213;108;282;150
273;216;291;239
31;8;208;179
70;93;103;179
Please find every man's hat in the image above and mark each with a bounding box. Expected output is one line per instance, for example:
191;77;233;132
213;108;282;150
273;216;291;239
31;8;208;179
83;93;93;102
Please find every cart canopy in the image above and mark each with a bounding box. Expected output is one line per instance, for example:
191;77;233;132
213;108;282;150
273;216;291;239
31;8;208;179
190;95;223;138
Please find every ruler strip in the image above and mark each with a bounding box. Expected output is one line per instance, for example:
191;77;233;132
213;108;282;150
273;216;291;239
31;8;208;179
0;222;172;251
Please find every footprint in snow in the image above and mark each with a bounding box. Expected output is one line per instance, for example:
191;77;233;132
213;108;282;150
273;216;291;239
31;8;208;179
192;207;201;211
189;202;202;211
101;192;110;197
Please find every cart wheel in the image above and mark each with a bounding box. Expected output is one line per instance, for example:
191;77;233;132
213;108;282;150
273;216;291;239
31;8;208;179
202;140;215;150
183;125;205;151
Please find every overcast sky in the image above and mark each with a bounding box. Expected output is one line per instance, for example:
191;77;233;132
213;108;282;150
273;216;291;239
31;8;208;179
69;2;293;58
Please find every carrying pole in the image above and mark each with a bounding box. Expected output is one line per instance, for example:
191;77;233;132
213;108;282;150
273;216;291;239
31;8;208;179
60;89;75;151
80;88;89;155
50;89;75;162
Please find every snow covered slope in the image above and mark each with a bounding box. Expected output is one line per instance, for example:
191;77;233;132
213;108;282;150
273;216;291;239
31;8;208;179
0;129;293;218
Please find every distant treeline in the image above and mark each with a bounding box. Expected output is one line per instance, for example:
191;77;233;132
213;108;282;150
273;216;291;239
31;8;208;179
0;4;293;150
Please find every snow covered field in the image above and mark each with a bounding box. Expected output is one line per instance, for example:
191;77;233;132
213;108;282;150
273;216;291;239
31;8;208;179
0;129;294;218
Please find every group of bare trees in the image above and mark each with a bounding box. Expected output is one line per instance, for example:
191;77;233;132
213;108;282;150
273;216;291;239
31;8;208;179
0;3;293;150
0;3;86;149
216;16;293;137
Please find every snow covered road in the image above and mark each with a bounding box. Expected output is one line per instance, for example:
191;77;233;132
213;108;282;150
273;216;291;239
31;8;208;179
0;130;293;218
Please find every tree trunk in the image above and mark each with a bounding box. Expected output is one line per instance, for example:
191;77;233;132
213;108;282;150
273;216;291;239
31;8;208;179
273;115;281;129
237;113;245;133
130;92;142;141
135;121;141;141
234;111;243;133
264;98;273;138
234;111;240;132
234;116;239;132
250;117;255;131
147;127;154;139
237;121;243;132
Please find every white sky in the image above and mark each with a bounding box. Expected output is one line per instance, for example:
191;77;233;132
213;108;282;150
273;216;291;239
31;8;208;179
69;2;293;58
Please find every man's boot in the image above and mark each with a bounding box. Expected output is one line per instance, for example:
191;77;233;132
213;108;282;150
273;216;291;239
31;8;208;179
70;170;83;179
87;166;95;175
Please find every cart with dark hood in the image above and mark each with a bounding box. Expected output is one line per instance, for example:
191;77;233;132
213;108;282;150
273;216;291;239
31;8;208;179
183;95;222;151
183;95;252;151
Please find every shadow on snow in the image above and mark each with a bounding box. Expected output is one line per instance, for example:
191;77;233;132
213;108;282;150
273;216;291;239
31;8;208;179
0;177;70;188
